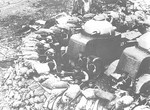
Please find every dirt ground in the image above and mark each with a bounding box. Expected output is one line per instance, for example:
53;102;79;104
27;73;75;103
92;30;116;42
0;0;72;62
0;0;72;109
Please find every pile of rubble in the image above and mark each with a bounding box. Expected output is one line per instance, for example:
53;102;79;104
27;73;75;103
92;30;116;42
2;2;150;110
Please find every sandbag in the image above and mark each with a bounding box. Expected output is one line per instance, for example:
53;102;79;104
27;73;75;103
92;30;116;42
62;84;80;103
94;88;115;101
51;81;69;89
83;13;95;20
67;16;82;24
93;14;107;21
81;88;96;99
109;95;134;110
75;96;87;110
55;12;71;25
118;96;134;105
41;76;60;89
86;100;95;110
32;62;50;75
23;53;39;60
21;47;37;51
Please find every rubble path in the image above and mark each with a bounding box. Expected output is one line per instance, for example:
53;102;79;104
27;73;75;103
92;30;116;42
0;0;72;110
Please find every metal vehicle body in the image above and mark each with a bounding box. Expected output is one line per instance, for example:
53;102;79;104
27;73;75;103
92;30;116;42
67;31;122;65
115;32;150;82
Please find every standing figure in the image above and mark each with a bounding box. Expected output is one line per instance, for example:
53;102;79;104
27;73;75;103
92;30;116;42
72;0;92;15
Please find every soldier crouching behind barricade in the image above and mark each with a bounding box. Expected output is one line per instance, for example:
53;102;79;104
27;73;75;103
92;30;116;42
76;52;88;71
60;67;89;85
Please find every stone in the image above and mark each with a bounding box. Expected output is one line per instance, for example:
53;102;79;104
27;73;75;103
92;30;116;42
33;86;45;96
33;96;41;103
28;82;39;90
28;98;34;105
2;106;11;110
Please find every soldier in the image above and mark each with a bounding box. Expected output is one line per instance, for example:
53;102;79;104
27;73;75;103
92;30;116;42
86;56;104;80
72;0;84;15
46;48;55;62
72;68;89;84
72;0;92;15
76;52;87;71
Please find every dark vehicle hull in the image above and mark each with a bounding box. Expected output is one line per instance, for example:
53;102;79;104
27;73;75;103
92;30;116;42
67;32;121;65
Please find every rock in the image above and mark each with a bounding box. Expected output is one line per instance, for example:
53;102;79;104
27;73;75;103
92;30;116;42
14;92;21;100
12;80;18;87
34;86;45;96
25;100;30;105
9;90;16;99
25;106;32;110
26;79;35;86
34;103;43;110
19;107;26;110
33;96;41;103
25;91;34;100
22;93;27;101
28;98;34;105
3;66;14;79
40;95;46;102
6;79;13;85
3;85;9;90
28;82;39;90
18;81;25;88
44;92;50;99
12;100;22;108
14;75;22;81
2;106;11;110
19;67;29;76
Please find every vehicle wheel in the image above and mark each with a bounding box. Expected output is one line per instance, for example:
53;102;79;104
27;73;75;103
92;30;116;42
134;74;150;94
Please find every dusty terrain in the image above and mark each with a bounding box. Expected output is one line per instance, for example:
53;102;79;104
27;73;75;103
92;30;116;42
0;0;72;62
0;0;71;109
0;0;150;109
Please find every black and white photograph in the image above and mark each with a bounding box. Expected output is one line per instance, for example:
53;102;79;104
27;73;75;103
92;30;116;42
0;0;150;110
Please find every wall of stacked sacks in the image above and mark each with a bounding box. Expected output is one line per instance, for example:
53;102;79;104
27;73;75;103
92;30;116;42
2;4;150;110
